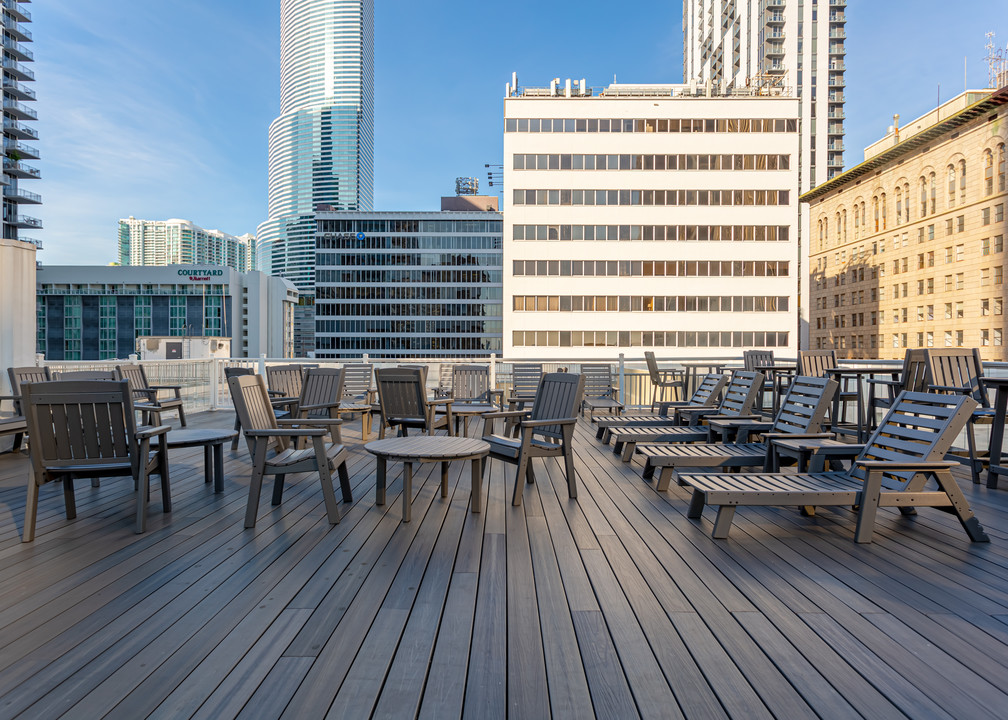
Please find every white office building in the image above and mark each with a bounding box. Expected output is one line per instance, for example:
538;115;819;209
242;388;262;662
118;217;256;272
503;77;799;359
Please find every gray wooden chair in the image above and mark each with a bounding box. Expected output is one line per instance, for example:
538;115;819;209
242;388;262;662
339;362;374;438
797;349;859;431
579;363;623;421
21;379;171;541
115;363;187;427
482;372;585;506
266;364;305;409
866;348;929;431
595;372;728;440
228;373;351;528
7;366;51;415
287;367;346;446
644;351;685;410
374;367;453;439
925;348;992;483
742;349;776;412
606;371;765;461
225;367;258;450
638;376;838;491
507;363;543;407
678;391;989;544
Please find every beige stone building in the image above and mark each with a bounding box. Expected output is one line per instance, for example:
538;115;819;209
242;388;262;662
801;86;1008;360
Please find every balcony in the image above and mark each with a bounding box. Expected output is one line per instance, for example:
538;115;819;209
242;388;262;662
2;79;35;101
9;212;41;227
764;43;785;57
827;109;845;119
2;98;36;120
829;42;845;56
765;12;785;24
3;18;30;42
830;29;846;39
829;73;845;88
0;356;1003;720
1;35;32;62
830;12;846;23
0;56;32;81
3;117;37;140
1;0;31;22
3;158;39;178
828;155;845;167
828;142;845;151
4;138;38;159
3;185;40;203
828;92;845;103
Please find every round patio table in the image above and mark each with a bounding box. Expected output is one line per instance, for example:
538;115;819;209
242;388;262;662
365;436;489;522
154;427;238;493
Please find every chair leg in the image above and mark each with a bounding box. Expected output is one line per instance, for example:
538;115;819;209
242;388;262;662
63;477;77;519
314;437;340;524
271;474;286;506
22;480;39;542
135;462;149;535
966;423;981;484
564;448;577;499
177;404;187;428
158;447;172;512
245;441;268;528
335;456;353;503
231;416;241;451
512;458;529;506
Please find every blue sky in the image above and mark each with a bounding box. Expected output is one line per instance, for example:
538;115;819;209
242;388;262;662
32;1;1005;265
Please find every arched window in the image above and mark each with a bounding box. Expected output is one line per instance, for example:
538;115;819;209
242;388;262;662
895;186;903;224
929;172;936;214
861;201;866;234
986;150;995;196
818;219;823;248
948;165;956;206
920;177;928;216
873;196;879;232
904;183;910;222
853;205;859;239
842;209;847;242
999;144;1005;192
959;159;966;202
836;212;841;244
881;193;887;230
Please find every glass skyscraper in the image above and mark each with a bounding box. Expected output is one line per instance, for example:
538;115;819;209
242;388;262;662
258;0;374;356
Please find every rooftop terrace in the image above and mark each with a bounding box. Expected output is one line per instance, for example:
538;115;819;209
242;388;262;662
1;404;1007;718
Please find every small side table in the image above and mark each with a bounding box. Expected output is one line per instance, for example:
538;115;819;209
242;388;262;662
155;428;238;492
365;436;490;522
770;436;863;473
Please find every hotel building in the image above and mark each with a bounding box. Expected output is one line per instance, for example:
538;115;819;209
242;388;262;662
36;265;298;361
503;78;799;359
2;0;40;246
314;200;503;358
803;86;1008;359
257;0;375;357
118;217;256;272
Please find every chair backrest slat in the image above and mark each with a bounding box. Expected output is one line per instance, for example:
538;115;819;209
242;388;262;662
376;367;428;427
898;348;931;394
342;363;373;402
511;363;543;397
266;364;304;400
798;350;838;378
689;373;728;405
770;376;838;435
529;372;585;440
644;351;663;383
228;374;283;455
717;371;764;417
580;364;614;400
926;348;988;407
452;364;491;403
300;367;345;418
114;364;149;394
743;350;774;371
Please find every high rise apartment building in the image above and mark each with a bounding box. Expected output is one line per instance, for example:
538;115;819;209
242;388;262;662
2;0;40;246
118;217;256;272
503;79;799;359
803;87;1008;360
683;0;846;190
314;203;503;358
258;0;375;357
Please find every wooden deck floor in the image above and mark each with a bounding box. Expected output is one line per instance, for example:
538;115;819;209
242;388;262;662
1;410;1008;719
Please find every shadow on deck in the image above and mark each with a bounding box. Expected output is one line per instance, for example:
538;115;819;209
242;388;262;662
0;410;1007;718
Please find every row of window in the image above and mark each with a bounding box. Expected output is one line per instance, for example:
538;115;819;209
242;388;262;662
505;117;798;134
318;319;502;335
512;259;790;278
317;220;503;235
513;188;791;207
513;153;790;172
316;252;500;268
511;295;789;313
38;284;229;296
512;223;790;243
316;286;503;301
317;235;502;251
511;329;791;349
315;335;502;354
315;269;502;285
316;303;502;318
814;329;1003;352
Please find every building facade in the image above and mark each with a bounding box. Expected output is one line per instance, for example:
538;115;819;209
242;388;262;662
36;265;298;361
257;0;375;357
2;0;41;246
314;206;503;358
683;0;846;189
803;87;1008;359
503;79;799;359
118;217;256;272
0;237;36;394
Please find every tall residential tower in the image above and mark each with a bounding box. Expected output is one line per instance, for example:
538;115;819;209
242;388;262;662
119;217;256;272
258;0;374;356
2;0;40;246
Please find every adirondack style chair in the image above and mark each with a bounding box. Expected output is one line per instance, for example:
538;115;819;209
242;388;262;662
743;349;776;412
20;379;171;541
115;363;187;427
339;362;374;438
678;391;989;543
228;373;352;528
606;371;765;462
866;349;929;431
507;363;543;407
446;364;499;435
594;372;729;440
797;349;859;430
579;363;623;421
7;366;51;414
374;367;453;439
282;367;346;447
482;372;585;506
644;351;685;411
925;348;992;483
637;376;838;491
266;364;305;410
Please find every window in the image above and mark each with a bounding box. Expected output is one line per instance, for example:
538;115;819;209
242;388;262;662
927;331;934;347
956;273;965;290
944;274;953;291
930;172;937;214
956;330;964;347
997;298;1004;316
920;177;928;216
960;159;967;202
948;165;956;206
983;298;991;316
927;304;934;320
955;301;964;319
1000;144;1006;192
986;149;995;195
997;235;1004;253
997;204;1004;223
982;237;991;255
955;244;964;261
997;266;1004;286
944;302;953;320
957;215;965;232
983;207;991;225
945;331;953;347
982;329;990;346
946;218;954;236
945;246;953;263
896;187;903;224
982;268;991;286
997;328;1004;346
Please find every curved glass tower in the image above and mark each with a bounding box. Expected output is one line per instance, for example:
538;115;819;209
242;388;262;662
258;0;374;355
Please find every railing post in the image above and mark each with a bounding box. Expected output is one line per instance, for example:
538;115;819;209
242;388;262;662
489;353;497;389
618;353;625;405
210;358;220;411
258;353;266;377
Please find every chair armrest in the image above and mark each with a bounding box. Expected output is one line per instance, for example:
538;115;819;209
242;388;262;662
296;402;342;412
267;389;286;398
482;409;528;420
426;398;453;407
244;428;326;437
855;459;955;472
149;384;182;397
865;378;900;388
521;417;577;428
270;397;299;408
136;424;171;440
